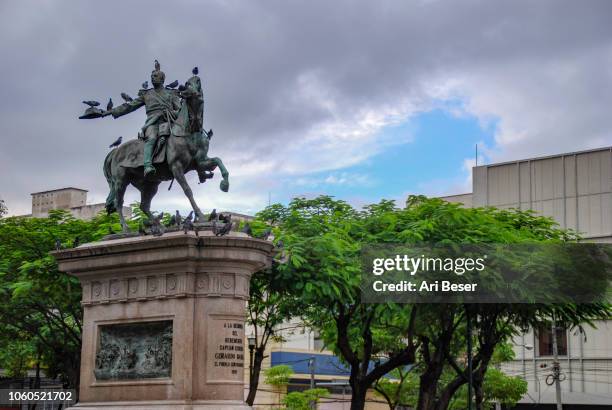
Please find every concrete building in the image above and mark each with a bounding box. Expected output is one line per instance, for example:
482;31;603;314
31;187;88;217
29;187;131;220
444;146;612;408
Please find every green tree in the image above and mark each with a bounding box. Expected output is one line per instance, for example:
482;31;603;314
246;266;302;406
263;195;610;410
372;349;526;410
265;365;294;407
373;367;418;409
0;337;36;378
267;196;420;410
0;210;127;389
283;388;329;410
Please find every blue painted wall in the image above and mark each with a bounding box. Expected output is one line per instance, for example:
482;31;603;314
270;351;350;376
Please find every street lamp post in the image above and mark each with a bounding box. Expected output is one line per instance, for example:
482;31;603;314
248;333;256;378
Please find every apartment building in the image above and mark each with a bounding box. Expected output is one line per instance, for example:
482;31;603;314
29;187;132;220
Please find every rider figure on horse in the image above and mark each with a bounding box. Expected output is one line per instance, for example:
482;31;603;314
104;60;181;178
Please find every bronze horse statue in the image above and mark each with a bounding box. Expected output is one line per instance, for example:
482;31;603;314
100;74;229;232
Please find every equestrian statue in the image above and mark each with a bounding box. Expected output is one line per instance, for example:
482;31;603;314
79;61;229;232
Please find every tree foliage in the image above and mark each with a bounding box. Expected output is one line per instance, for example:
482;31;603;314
283;388;329;410
265;365;294;408
373;367;419;409
0;210;128;387
258;195;610;410
265;364;294;387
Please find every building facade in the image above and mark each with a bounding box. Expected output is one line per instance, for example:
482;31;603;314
29;187;131;220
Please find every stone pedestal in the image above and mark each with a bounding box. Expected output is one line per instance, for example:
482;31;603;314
53;231;273;410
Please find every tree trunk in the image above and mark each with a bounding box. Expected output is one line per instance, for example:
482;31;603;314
473;352;490;410
436;376;466;410
34;359;41;388
245;347;265;406
417;361;444;410
349;381;369;410
67;352;81;401
474;380;484;410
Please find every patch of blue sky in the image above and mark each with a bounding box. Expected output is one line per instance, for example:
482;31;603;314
283;105;498;206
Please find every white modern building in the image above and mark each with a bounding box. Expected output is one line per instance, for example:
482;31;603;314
443;146;612;409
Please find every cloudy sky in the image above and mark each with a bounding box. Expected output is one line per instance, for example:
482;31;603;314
1;0;611;216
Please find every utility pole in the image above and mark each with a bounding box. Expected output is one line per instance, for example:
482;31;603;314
309;356;316;409
551;314;563;410
467;308;473;410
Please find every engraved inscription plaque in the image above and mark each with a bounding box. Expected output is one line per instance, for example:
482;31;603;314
207;318;244;382
94;320;172;380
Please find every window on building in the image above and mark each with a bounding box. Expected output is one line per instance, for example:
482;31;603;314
537;325;567;356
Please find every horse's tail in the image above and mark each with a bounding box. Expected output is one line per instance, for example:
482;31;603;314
103;150;117;215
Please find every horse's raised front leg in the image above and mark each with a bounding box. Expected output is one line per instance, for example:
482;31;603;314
171;164;206;221
208;157;230;192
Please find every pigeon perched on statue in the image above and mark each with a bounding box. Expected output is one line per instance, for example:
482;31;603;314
208;208;217;221
55;238;62;251
192;67;199;75
166;80;179;89
141;81;148;89
169;210;182;227
82;100;100;107
241;223;252;236
182;211;194;234
72;236;80;248
109;136;122;148
260;227;272;241
120;92;133;102
78;100;105;119
274;240;288;264
106;98;113;111
145;212;165;237
213;214;232;236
